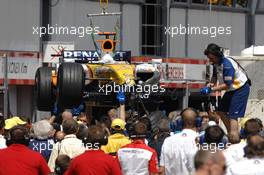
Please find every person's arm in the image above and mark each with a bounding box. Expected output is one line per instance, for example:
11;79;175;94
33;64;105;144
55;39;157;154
159;166;165;175
49;115;56;124
119;104;125;122
211;60;235;91
159;140;166;175
149;151;159;175
47;143;59;172
211;83;229;91
117;91;126;121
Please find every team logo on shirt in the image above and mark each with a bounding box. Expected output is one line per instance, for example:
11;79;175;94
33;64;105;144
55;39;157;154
181;133;187;137
224;76;233;81
254;160;261;164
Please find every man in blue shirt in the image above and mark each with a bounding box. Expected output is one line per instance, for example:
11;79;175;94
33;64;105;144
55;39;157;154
201;43;250;137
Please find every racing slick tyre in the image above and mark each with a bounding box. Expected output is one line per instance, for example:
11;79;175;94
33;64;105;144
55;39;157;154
35;67;55;111
57;63;85;109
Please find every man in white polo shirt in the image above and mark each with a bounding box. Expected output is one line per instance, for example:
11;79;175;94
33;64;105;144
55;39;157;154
226;134;264;175
160;108;199;175
224;118;262;167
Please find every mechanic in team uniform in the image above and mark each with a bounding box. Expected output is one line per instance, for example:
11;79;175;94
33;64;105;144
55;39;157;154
201;43;250;137
117;121;159;175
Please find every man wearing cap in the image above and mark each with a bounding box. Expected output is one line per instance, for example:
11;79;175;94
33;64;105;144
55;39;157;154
101;118;131;156
4;116;27;130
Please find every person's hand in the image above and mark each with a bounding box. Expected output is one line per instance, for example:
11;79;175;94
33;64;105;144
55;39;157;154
117;91;125;104
72;103;85;116
200;86;212;95
49;116;56;124
207;83;215;87
52;104;59;116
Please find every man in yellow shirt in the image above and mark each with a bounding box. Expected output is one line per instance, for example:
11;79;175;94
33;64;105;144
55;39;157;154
101;118;131;156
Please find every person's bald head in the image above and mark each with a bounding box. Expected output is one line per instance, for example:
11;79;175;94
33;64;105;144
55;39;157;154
211;150;225;165
62;110;73;122
244;134;264;158
194;150;226;175
194;150;212;169
54;131;65;142
181;108;197;129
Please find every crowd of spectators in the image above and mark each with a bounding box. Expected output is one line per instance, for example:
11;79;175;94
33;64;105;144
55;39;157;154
0;101;264;175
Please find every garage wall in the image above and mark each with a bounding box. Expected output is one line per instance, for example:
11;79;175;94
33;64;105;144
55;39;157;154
121;4;141;56
8;86;17;116
169;8;246;58
0;0;41;51
169;8;186;57
50;0;121;50
17;86;33;118
50;0;142;56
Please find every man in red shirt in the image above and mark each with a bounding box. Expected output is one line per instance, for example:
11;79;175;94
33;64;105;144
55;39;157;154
117;121;159;175
0;125;50;175
65;125;122;175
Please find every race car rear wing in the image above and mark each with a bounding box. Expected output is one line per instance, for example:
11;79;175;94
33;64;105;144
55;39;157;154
53;50;131;63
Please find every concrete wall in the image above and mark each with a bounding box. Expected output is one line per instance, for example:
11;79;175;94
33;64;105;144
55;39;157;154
255;15;264;46
0;0;41;51
169;8;246;58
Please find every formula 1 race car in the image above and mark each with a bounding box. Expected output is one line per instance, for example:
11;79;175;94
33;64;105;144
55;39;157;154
35;32;160;111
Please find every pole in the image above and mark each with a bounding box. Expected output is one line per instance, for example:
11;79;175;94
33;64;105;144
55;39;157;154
166;0;170;58
3;54;9;118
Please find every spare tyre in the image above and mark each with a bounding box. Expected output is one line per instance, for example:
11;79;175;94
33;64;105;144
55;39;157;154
35;67;54;111
57;63;85;109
